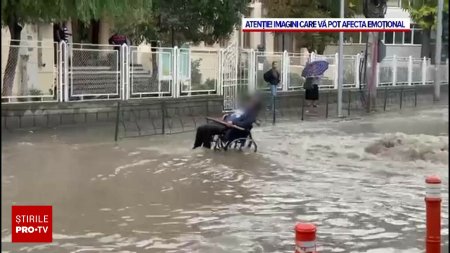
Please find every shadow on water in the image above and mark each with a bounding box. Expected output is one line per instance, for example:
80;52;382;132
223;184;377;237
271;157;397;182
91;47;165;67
1;107;448;252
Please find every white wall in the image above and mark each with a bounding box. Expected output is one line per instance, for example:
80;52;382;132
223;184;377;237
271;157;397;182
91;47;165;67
1;24;55;96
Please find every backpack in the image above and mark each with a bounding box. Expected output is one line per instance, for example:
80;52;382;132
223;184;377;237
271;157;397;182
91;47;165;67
263;70;271;83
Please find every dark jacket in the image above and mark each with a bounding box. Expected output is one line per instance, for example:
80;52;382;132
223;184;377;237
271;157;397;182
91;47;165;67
263;69;280;86
224;107;258;141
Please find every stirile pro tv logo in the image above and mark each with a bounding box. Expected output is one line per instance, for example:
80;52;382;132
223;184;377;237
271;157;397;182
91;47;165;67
12;206;52;243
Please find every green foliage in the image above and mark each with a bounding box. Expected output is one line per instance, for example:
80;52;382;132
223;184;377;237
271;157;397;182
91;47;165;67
401;0;449;30
262;0;362;53
1;0;152;25
1;0;247;46
114;0;249;46
29;88;43;101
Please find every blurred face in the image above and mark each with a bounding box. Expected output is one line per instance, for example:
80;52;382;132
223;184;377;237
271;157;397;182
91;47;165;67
272;62;277;69
247;96;261;111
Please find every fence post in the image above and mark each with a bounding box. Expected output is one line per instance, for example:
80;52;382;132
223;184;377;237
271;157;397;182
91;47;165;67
422;57;427;85
173;46;179;98
114;101;121;141
126;45;130;100
355;53;361;88
64;42;69;102
218;49;223;96
58;41;64;102
392;55;397;86
283;50;289;92
161;101;166;135
399;87;403;109
334;53;339;89
295;223;317;253
249;49;256;94
425;175;441;253
446;58;449;84
414;84;418;107
408;56;413;86
120;44;127;100
376;60;380;88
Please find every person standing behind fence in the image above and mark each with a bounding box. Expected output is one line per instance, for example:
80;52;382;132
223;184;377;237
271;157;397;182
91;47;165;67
108;33;130;49
53;23;71;100
263;62;281;111
304;76;320;107
108;33;130;69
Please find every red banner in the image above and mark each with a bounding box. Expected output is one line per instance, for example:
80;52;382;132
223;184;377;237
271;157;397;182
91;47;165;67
12;206;52;243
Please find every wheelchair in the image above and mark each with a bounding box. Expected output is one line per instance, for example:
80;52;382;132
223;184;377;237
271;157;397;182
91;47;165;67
209;121;259;153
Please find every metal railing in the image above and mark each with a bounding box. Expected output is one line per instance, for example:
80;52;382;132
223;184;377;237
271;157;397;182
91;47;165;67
1;40;58;103
1;40;449;104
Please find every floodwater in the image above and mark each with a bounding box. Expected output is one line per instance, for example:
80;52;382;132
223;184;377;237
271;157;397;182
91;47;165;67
1;107;449;253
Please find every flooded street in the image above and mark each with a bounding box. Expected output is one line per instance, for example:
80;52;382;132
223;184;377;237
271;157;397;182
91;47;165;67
2;107;448;253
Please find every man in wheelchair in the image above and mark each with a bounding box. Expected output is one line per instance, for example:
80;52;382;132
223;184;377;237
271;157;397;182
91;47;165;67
193;95;262;150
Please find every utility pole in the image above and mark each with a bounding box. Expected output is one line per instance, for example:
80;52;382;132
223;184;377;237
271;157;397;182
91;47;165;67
363;0;387;112
337;0;344;117
434;0;444;101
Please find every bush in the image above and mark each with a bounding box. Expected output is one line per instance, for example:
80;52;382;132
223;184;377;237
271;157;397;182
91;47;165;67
16;89;43;102
29;89;43;101
203;78;216;90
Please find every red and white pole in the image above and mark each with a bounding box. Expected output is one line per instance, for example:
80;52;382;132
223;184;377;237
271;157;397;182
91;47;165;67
295;223;317;253
425;175;441;253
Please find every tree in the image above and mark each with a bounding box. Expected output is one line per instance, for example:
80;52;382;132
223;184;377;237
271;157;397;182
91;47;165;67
262;0;362;53
1;0;152;96
401;0;449;58
114;0;249;47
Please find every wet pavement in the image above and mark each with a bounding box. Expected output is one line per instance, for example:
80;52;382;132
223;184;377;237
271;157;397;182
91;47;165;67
1;107;448;253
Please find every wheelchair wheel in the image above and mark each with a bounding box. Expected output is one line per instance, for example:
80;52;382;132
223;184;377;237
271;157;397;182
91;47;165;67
225;138;257;153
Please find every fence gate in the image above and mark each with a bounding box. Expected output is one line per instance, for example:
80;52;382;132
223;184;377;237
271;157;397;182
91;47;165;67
221;42;238;111
67;43;121;101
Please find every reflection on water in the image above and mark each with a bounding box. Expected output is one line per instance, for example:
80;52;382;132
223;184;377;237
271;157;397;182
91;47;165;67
1;108;448;253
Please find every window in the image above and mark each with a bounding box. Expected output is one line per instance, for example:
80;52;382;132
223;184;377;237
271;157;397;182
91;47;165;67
413;28;422;44
274;33;282;52
385;32;394;44
361;32;369;43
404;30;412;44
394;32;403;44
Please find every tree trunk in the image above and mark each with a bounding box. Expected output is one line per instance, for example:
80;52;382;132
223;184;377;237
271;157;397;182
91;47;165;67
2;18;22;96
2;20;22;96
421;29;431;59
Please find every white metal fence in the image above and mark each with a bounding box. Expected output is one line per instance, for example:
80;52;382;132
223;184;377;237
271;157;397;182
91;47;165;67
68;43;121;101
129;46;174;99
1;40;59;103
1;40;449;103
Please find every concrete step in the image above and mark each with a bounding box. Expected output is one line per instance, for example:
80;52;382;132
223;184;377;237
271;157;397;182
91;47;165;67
71;66;115;71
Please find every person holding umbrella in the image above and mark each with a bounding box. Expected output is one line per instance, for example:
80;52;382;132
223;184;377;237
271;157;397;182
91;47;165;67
301;59;329;108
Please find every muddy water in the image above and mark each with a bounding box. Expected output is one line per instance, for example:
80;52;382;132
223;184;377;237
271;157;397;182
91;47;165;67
1;108;448;253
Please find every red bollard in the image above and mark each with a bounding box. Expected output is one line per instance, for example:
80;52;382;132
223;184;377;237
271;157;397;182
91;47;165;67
425;175;441;253
295;223;317;253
